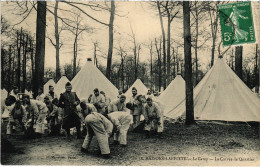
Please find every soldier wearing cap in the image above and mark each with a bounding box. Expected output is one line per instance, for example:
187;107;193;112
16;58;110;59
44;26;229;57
46;85;58;102
108;95;127;114
90;88;106;115
58;82;83;140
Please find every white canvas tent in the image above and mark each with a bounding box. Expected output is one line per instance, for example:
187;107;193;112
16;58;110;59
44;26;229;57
165;58;260;122
56;76;69;97
1;89;8;99
44;79;56;94
71;59;119;100
124;79;148;100
159;75;185;114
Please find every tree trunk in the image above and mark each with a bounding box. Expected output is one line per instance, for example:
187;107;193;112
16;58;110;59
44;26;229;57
17;30;22;91
157;1;166;89
166;9;171;86
1;49;5;89
55;1;61;82
209;3;219;67
255;44;259;93
94;42;97;66
106;1;115;80
73;35;77;77
183;1;195;125
150;41;153;89
155;38;162;92
173;48;176;78
194;5;199;85
22;34;28;93
34;1;46;98
8;45;12;91
30;39;35;94
134;46;137;80
235;46;243;79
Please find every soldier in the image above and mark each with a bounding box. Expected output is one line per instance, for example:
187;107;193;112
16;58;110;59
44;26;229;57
107;111;132;147
23;95;49;136
80;102;113;159
59;82;83;140
46;85;58;102
143;97;163;138
90;88;106;115
44;96;60;136
108;95;127;113
36;87;45;102
9;100;26;133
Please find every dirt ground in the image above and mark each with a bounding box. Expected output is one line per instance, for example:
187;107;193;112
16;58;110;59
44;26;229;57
1;121;260;166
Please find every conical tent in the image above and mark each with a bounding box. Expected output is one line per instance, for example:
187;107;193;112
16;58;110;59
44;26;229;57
125;79;148;99
44;79;56;94
165;58;260;122
159;75;185;115
56;76;69;97
1;89;8;98
71;59;119;100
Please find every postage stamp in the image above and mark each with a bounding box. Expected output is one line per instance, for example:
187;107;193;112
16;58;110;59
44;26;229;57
218;1;256;46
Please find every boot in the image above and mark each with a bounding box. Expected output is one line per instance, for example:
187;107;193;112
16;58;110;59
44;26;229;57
76;127;84;139
102;154;111;159
66;129;72;141
157;132;163;139
145;130;150;138
81;147;88;153
113;140;119;145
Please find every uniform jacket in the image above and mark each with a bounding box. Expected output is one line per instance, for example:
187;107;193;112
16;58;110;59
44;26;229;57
108;99;127;113
143;102;162;120
58;91;80;118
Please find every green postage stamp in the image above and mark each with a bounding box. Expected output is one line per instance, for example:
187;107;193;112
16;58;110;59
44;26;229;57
218;2;256;46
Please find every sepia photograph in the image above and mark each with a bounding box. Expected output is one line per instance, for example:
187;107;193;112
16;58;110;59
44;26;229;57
1;0;260;166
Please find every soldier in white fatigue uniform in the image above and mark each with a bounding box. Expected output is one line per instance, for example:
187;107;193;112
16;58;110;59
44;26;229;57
80;102;113;159
108;95;127;113
107;111;132;147
143;97;163;138
23;95;48;135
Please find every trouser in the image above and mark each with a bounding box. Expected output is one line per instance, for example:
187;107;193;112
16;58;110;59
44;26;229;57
113;115;132;145
82;114;110;155
35;113;47;134
144;117;164;133
132;114;141;129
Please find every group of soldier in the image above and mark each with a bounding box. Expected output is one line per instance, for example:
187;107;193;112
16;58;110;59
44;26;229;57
1;82;164;159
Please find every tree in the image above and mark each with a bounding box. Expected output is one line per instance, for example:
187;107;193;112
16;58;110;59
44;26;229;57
235;46;243;79
47;1;63;82
106;1;115;80
208;2;220;67
64;12;91;77
183;1;195;125
34;1;46;98
255;44;259;93
160;2;180;85
156;1;167;89
155;37;162;92
190;1;210;84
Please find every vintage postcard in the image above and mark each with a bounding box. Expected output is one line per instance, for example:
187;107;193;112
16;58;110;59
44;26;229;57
1;0;260;166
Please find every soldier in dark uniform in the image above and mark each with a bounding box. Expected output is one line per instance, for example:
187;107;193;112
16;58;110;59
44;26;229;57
59;82;83;140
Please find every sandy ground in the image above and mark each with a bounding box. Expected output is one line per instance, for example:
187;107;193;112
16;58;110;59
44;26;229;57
1;121;260;166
